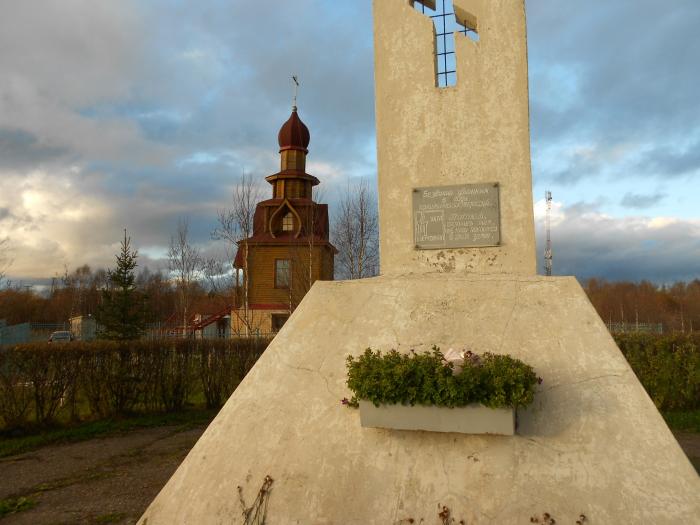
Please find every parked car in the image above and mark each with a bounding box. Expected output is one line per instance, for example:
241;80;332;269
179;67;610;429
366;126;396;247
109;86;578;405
48;331;74;344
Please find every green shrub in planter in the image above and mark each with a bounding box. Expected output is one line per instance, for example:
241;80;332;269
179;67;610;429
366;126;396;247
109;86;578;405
346;347;539;409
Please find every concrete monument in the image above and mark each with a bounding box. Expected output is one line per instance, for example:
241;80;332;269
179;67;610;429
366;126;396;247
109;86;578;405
375;0;535;275
140;1;698;523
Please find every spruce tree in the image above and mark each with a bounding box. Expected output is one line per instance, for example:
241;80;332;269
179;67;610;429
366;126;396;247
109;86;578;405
97;230;147;340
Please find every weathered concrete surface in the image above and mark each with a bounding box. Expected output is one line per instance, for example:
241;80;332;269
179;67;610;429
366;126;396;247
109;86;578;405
140;275;699;524
374;0;537;275
359;401;515;435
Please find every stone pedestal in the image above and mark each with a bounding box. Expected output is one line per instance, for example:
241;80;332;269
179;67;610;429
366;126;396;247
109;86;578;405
140;275;699;524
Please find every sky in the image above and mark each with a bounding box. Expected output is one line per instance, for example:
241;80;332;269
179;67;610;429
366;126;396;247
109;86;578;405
0;0;698;286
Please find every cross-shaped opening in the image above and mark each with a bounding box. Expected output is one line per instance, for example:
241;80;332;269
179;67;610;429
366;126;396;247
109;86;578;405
413;0;479;88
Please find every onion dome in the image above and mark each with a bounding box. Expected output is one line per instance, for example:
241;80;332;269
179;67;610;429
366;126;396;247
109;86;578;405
278;107;310;154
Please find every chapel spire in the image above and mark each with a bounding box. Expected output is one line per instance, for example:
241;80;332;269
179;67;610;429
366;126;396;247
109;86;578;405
267;104;319;200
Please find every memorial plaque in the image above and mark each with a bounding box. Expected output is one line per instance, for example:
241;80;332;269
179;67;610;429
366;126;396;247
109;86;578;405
413;183;500;249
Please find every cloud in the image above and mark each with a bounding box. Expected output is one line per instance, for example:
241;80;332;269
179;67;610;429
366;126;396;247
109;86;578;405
0;0;379;281
535;202;700;283
620;192;667;209
0;0;163;168
0;0;698;286
0;128;68;170
539;142;636;185
528;0;700;185
634;136;700;178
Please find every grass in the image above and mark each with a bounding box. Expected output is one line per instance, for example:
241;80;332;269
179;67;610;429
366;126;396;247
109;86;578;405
663;409;700;433
0;408;218;459
0;496;37;518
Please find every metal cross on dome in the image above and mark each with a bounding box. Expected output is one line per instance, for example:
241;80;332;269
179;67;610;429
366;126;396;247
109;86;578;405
291;75;299;109
414;0;479;88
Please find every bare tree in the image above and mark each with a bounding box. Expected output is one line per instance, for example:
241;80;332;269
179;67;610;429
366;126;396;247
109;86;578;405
0;237;12;286
62;264;96;318
168;218;202;334
202;255;235;302
211;172;264;330
286;186;328;311
332;179;379;280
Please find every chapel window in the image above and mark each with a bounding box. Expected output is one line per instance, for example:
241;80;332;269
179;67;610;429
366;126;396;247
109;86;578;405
282;212;294;232
271;314;289;332
275;259;291;288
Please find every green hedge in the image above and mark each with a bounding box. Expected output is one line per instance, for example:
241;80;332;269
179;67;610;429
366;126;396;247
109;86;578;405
614;333;700;411
0;338;269;431
346;347;540;409
3;333;694;431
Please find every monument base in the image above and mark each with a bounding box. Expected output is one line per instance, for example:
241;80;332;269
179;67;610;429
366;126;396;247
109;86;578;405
140;274;699;524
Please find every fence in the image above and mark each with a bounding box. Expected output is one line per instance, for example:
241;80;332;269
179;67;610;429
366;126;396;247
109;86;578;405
606;321;663;334
0;320;275;346
143;322;276;341
0;322;70;346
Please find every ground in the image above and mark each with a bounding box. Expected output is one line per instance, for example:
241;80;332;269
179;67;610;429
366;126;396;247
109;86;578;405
0;426;697;524
0;424;206;524
675;432;700;473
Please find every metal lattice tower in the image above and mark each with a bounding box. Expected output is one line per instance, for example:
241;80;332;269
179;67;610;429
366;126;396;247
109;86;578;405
544;190;553;276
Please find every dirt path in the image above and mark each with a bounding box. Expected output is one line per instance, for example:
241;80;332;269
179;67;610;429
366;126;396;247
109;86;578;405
0;426;697;524
0;424;207;525
674;431;700;473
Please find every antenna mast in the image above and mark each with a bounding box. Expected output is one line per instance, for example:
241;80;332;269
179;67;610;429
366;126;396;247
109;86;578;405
544;190;553;276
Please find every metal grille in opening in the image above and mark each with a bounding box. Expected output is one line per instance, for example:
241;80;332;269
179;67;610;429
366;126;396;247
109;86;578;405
413;0;478;88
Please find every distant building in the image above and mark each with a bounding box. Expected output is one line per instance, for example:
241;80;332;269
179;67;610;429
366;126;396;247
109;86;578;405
70;315;98;341
192;311;230;339
233;106;336;334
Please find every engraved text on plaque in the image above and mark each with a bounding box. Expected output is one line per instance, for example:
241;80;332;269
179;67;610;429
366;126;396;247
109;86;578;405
413;183;500;249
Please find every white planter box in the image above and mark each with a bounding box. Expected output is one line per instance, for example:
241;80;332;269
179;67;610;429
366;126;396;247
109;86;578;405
358;401;515;435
